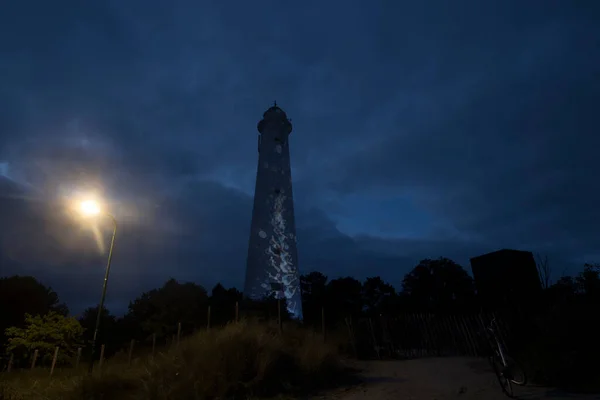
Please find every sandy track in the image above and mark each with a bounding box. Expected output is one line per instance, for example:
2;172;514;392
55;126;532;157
317;358;600;400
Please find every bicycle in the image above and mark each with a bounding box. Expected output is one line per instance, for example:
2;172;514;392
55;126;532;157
485;317;527;398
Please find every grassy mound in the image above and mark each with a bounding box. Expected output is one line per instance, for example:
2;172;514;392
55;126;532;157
1;321;351;400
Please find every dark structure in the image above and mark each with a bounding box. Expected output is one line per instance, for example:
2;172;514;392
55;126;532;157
244;103;303;319
470;249;542;311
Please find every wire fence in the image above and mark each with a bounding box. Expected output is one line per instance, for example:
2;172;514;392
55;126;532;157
352;311;512;360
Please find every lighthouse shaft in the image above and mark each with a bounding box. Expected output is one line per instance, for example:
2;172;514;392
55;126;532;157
244;105;302;319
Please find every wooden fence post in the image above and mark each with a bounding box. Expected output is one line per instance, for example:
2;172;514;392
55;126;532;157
50;346;59;376
455;315;474;356
459;315;478;356
421;314;432;356
98;344;105;370
207;306;211;331
30;349;38;370
400;313;410;358
423;314;435;356
128;340;135;365
414;313;425;357
177;322;182;347
450;315;467;355
413;313;426;357
465;315;483;356
412;314;422;356
152;334;156;360
368;318;381;359
477;313;491;354
430;314;443;356
235;301;239;323
75;347;82;369
321;307;326;343
379;315;394;357
440;313;450;355
344;317;357;358
407;313;417;357
398;314;408;357
7;353;13;373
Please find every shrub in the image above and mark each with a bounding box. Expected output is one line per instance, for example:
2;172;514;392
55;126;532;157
126;321;344;399
5;312;84;367
2;320;349;400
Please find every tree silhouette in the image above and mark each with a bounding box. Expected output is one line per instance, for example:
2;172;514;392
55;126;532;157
535;253;552;289
78;305;118;355
126;278;209;340
325;277;363;323
0;275;68;348
210;283;243;325
301;271;328;299
545;275;578;306
2;257;599;392
361;276;396;316
300;271;328;325
576;263;600;299
402;258;475;312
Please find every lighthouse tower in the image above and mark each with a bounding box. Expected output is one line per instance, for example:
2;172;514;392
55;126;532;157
244;103;303;319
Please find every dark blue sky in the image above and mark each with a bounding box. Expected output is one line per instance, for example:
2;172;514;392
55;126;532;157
1;1;599;315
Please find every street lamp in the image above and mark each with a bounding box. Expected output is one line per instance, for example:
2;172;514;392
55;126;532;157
78;199;117;374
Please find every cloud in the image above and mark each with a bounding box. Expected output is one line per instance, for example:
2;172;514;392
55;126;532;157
1;0;598;314
306;6;600;258
1;175;438;314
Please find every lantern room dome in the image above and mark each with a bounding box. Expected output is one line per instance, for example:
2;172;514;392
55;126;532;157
257;102;292;135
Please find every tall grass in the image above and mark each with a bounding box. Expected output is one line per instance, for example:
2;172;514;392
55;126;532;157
1;320;352;400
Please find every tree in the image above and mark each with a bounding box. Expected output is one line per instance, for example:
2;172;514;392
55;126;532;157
210;283;243;326
545;265;600;308
576;263;600;299
535;253;552;289
325;277;363;322
78;305;118;351
402;258;475;312
301;271;328;299
547;275;578;302
362;276;396;315
5;311;84;367
126;278;209;340
300;271;328;325
210;283;243;305
0;275;68;348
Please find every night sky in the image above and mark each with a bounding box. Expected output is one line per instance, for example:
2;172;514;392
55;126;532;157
1;1;599;315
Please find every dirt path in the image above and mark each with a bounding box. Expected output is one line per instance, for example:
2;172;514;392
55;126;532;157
318;358;600;400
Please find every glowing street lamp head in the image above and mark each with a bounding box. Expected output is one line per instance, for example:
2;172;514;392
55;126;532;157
79;199;101;216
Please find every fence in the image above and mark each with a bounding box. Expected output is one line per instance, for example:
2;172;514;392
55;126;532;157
0;301;514;376
352;311;513;360
0;300;282;375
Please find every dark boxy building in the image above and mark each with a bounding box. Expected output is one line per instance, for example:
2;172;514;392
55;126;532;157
244;103;303;319
470;249;542;310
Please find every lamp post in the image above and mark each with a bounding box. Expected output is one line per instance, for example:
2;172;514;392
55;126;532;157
78;200;117;374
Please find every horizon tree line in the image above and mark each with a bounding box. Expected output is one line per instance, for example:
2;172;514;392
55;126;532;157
1;257;599;382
